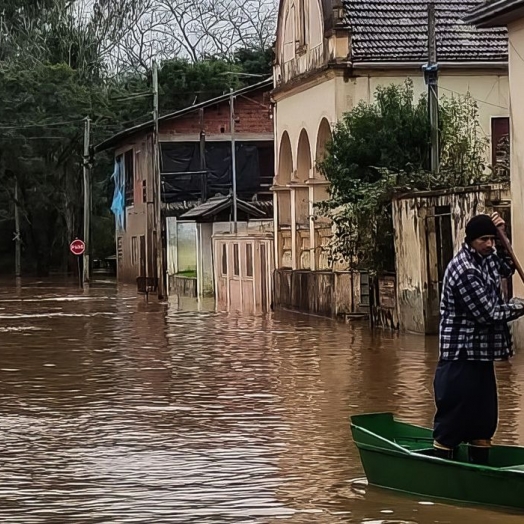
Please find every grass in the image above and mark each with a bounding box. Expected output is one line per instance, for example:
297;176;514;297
176;270;197;278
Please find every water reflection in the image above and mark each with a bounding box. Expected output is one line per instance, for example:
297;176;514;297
0;281;522;522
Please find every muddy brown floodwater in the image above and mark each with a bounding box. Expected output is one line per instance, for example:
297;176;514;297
1;281;524;523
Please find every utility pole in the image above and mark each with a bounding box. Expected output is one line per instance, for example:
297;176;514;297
14;178;21;278
199;108;207;202
152;60;165;299
229;88;238;233
83;116;91;286
425;2;439;174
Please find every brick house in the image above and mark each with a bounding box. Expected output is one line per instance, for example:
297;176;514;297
96;79;274;295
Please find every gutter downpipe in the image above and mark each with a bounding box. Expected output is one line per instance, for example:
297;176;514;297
350;61;508;70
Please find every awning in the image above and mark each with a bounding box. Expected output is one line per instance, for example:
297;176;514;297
178;195;268;221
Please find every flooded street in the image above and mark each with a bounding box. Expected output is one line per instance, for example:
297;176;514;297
1;282;524;523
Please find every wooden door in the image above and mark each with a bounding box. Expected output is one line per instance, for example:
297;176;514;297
425;206;453;334
139;235;146;277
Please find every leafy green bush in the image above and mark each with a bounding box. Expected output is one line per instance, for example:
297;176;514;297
318;79;501;273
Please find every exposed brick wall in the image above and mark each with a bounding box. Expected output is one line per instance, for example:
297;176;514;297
111;84;273;285
159;86;272;136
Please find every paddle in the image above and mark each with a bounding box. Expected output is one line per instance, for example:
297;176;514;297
496;226;524;285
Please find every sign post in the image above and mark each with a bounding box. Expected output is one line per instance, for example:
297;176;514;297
70;239;86;287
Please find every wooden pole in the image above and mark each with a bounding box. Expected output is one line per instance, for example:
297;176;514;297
82;116;91;286
199;107;207;202
230;88;238;233
14;178;21;278
497;228;524;284
152;60;165;299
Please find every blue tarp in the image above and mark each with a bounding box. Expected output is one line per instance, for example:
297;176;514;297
110;158;125;231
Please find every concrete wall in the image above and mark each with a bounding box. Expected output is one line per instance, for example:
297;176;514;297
115;135;154;284
392;184;510;334
273;269;361;318
508;18;524;346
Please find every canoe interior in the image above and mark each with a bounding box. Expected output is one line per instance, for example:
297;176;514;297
351;412;524;469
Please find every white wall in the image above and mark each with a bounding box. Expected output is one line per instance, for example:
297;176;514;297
507;18;524;346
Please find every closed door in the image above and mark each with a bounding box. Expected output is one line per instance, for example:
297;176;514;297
260;243;268;312
139;235;146;277
425;206;453;334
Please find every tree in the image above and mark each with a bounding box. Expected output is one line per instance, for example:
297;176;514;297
319;80;495;273
0;63;113;275
112;0;278;73
233;47;273;80
0;0;276;276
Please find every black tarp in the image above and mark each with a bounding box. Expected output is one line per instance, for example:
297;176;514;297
161;141;260;203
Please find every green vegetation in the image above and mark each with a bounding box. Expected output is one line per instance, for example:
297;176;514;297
0;0;273;276
318;80;506;273
176;270;197;278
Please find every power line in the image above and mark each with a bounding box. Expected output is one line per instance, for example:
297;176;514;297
0;118;85;130
238;93;270;110
437;85;508;110
510;41;524;65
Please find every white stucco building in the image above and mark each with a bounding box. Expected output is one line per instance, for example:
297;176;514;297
272;0;510;279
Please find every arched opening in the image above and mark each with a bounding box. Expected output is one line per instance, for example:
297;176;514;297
277;132;293;185
277;132;292;227
312;119;332;264
295;129;311;236
296;129;312;183
315;118;332;180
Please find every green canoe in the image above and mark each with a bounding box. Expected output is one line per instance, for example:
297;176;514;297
350;412;524;511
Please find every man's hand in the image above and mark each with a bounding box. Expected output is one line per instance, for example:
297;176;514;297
510;297;524;310
491;212;505;231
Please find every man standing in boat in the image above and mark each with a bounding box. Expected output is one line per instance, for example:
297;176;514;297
433;212;524;464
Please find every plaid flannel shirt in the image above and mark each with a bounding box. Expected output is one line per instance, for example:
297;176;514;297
439;242;524;361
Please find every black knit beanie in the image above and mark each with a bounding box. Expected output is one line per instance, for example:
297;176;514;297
465;214;498;243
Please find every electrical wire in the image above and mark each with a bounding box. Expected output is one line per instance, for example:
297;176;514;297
437;85;508;110
0;118;85;130
510;41;524;65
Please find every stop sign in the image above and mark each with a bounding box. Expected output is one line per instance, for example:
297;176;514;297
70;239;85;256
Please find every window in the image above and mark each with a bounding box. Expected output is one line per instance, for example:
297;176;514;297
233;244;239;276
491;117;509;167
124;149;134;207
221;244;227;275
142;180;147;203
283;6;295;62
246;244;253;277
297;0;307;48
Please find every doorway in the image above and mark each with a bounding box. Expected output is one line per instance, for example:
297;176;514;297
425;205;454;334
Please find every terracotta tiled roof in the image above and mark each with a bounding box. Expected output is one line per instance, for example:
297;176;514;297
342;0;508;63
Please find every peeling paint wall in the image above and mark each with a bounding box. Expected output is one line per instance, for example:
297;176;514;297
273;269;362;318
393;184;510;334
393;198;425;333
